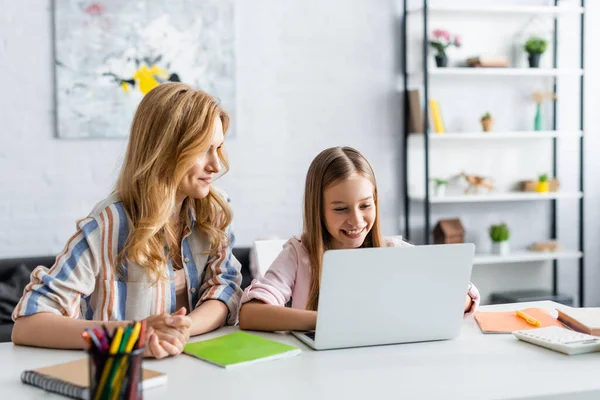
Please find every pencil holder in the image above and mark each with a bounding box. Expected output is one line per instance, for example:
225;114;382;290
88;347;145;400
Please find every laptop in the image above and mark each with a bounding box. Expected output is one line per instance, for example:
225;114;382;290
291;243;475;350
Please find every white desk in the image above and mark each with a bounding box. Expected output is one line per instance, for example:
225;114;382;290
2;301;599;400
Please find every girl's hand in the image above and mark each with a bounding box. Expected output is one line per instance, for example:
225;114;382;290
464;294;473;313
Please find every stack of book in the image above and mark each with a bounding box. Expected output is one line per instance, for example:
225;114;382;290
466;56;509;68
557;307;600;336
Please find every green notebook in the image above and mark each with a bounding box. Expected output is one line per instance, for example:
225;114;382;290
183;331;301;368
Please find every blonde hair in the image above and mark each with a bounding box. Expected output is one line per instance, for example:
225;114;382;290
115;82;232;280
303;146;383;311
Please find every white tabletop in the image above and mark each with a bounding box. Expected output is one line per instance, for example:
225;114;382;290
2;301;599;400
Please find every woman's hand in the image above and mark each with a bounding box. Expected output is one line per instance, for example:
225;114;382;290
142;308;191;359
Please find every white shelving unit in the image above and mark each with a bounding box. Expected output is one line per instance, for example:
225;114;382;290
407;5;584;15
401;1;586;305
409;131;583;140
410;192;583;204
473;250;583;265
427;67;583;77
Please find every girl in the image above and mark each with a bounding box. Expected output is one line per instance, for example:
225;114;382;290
238;146;479;332
12;83;243;358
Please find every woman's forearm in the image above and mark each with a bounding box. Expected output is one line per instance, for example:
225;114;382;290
239;300;317;332
12;313;129;349
188;299;229;337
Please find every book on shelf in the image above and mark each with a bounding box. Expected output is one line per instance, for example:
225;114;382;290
428;99;445;133
407;89;424;133
406;89;445;134
466;56;509;68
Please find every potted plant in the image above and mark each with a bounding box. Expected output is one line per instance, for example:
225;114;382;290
537;174;549;193
489;223;510;255
429;29;461;67
480;112;493;132
432;178;448;197
524;36;547;68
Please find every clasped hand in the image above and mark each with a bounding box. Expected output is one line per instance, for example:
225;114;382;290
142;307;192;359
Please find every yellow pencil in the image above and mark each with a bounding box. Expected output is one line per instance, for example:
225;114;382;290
516;310;541;327
109;323;142;400
93;327;123;400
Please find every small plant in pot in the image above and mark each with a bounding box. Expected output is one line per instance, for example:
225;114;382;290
489;223;510;255
481;112;493;132
524;36;547;68
429;29;461;67
432;178;449;197
536;173;549;193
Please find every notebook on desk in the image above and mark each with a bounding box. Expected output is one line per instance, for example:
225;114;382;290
474;307;564;334
556;307;600;336
184;331;301;368
21;357;166;399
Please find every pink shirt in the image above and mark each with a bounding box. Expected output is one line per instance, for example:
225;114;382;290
240;236;480;315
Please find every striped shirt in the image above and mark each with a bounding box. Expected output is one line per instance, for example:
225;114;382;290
12;189;243;325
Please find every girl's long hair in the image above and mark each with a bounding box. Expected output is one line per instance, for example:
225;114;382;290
303;146;383;311
115;82;232;280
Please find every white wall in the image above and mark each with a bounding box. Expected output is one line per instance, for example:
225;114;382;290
0;0;598;306
0;0;401;254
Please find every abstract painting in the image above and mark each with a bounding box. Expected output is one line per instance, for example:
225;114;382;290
53;0;235;138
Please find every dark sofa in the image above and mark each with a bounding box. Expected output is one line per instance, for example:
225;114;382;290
0;248;252;343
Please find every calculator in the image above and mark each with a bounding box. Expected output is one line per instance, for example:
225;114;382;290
512;326;600;355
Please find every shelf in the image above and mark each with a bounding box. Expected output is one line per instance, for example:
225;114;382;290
418;68;583;78
411;192;583;203
406;5;584;16
410;131;583;140
474;250;583;265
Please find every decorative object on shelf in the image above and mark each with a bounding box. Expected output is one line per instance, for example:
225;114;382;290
531;91;557;131
429;99;446;133
524;36;548;68
466;56;509;68
480;112;493;132
489;223;510;255
529;240;560;252
536;174;550;193
460;172;495;194
429;29;461;67
519;178;560;192
433;218;465;244
431;178;449;197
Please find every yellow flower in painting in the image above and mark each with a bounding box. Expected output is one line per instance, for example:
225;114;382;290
120;81;131;93
131;65;169;94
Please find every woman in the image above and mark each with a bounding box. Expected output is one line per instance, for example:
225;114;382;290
12;83;243;358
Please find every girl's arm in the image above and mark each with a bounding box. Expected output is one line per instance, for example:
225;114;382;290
464;282;480;315
238;239;311;332
239;300;317;332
